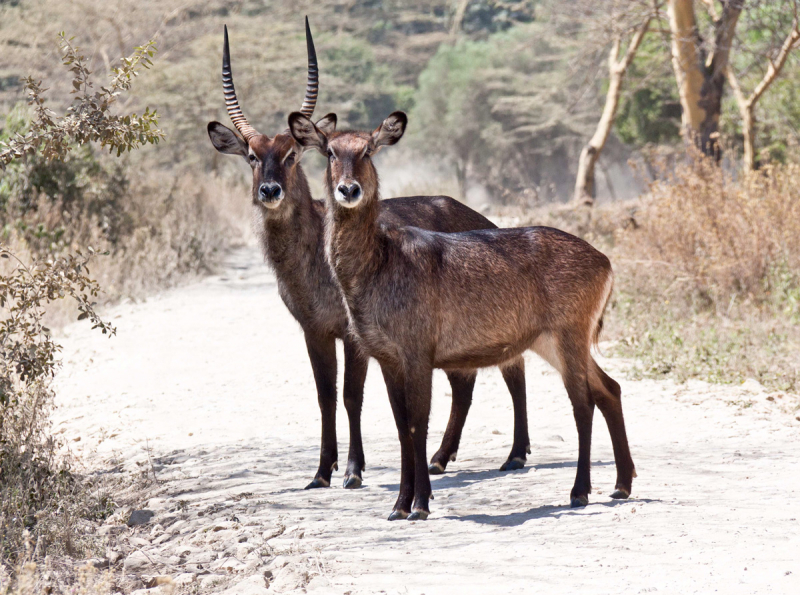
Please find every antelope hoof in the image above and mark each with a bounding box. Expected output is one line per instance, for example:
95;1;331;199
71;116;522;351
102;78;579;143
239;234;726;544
407;510;429;521
304;477;330;490
526;445;532;455
500;457;525;472
610;488;630;499
570;495;589;508
343;474;362;489
388;509;409;521
428;462;446;475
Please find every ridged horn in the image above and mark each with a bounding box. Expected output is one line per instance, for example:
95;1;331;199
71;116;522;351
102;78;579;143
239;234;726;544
300;16;319;118
222;25;258;142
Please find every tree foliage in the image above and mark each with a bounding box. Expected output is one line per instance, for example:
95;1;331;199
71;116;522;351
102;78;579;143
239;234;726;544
0;34;163;167
409;19;604;202
723;0;800;166
614;32;682;146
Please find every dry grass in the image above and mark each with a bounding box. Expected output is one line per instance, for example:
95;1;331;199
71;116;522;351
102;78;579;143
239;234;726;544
608;156;800;393
87;171;252;300
1;169;252;325
0;559;115;595
624;156;800;305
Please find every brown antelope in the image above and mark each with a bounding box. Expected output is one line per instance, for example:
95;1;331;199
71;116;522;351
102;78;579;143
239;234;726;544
206;21;533;491
288;110;636;520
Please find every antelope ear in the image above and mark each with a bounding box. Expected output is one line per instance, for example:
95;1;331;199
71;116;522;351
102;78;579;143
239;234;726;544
315;113;337;135
288;111;328;154
372;111;407;150
207;122;248;158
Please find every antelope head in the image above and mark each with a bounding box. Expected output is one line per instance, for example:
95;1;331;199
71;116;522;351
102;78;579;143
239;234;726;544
287;111;408;209
207;18;335;210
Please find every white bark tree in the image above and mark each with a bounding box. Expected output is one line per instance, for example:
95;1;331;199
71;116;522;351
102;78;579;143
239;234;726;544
574;17;651;204
726;4;800;171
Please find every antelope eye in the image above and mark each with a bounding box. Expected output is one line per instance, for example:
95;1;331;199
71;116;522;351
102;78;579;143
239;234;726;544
285;152;295;165
327;148;335;160
364;148;373;158
248;154;257;163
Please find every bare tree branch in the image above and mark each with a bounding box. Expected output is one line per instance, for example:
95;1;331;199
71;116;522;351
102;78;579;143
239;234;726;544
748;14;800;106
727;5;800;170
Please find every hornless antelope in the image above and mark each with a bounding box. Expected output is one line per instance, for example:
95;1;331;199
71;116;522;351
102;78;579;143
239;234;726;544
288;110;636;520
206;21;533;491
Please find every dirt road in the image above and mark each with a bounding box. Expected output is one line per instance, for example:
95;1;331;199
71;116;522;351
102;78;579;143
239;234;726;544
54;248;800;594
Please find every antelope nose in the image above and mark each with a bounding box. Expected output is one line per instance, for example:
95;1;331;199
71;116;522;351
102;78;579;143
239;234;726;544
337;182;362;201
259;182;282;202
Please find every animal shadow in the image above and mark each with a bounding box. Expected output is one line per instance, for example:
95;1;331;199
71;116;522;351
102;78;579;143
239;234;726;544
446;497;663;527
378;459;614;492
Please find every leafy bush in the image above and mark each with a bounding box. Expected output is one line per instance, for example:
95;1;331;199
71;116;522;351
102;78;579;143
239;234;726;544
0;34;163;261
0;34;161;166
0;248;115;566
0;31;170;579
0;37;243;299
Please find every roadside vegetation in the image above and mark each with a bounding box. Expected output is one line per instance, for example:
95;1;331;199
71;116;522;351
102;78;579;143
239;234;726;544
610;156;800;393
0;0;798;589
0;32;228;590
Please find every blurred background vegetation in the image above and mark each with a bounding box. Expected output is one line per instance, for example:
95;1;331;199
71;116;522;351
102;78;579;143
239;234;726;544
3;0;799;206
0;0;799;584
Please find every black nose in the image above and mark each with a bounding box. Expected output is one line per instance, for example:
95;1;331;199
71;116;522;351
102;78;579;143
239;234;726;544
259;182;282;202
337;183;362;201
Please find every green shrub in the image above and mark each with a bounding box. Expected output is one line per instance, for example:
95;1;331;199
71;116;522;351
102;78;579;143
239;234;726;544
0;248;115;565
0;32;161;577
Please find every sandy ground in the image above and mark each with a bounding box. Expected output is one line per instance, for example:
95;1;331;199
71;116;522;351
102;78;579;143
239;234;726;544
54;247;800;595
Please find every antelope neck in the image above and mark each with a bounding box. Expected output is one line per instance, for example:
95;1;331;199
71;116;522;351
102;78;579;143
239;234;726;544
324;189;382;299
260;168;321;279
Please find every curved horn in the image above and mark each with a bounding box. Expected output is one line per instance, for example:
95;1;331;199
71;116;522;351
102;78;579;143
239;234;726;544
222;25;258;142
300;16;319;118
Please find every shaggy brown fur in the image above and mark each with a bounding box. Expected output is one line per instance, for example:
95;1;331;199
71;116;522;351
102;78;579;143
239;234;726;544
207;118;533;489
289;110;636;520
207;24;534;490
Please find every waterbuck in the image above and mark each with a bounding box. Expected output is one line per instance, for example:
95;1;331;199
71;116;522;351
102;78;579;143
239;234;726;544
206;22;532;491
288;110;636;520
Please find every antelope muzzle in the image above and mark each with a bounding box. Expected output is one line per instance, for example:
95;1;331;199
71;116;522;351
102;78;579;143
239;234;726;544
334;180;363;207
259;181;284;204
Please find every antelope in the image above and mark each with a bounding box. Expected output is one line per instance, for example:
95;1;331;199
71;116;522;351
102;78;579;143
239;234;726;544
288;110;636;520
206;21;533;491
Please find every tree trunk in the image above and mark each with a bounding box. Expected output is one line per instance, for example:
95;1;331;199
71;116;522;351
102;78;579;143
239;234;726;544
574;145;598;205
450;0;471;40
728;70;757;171
741;105;755;171
667;0;744;158
668;0;706;135
574;20;650;205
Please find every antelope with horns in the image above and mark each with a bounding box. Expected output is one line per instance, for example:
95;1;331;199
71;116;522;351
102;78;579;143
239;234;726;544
206;21;533;491
288;110;636;520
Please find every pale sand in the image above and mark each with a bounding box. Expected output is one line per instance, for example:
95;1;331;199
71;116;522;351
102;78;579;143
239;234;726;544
54;248;800;594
